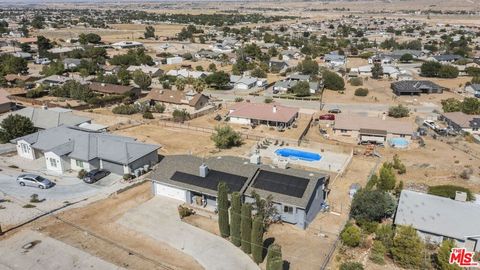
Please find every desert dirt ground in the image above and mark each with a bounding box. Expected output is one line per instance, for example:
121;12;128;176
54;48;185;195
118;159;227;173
31;182;203;270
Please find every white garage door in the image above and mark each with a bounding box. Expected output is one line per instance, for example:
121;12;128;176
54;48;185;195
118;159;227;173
155;183;186;202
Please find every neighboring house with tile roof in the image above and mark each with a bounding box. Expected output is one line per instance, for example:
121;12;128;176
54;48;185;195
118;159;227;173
149;155;330;229
228;102;299;127
0;107;91;130
146;89;210;111
333;114;415;143
88;82;140;97
12;125;160;175
441;112;480;135
394;190;480;251
0;89;13;113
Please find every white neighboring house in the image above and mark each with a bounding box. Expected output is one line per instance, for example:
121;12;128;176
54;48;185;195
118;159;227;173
166;69;211;79
112;41;144;49
166;56;183;65
395;190;480;252
127;65;163;77
230;75;260;90
13;126;160;175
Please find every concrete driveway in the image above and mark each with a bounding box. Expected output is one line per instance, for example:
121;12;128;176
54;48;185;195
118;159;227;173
0;230;123;270
0;168;121;202
118;197;259;270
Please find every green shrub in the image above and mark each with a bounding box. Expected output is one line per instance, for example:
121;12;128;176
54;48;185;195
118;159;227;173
357;219;378;234
23;204;36;208
151;103;165;113
234;97;244;102
77;169;86;179
264;97;273;103
428;185;475;201
112;104;138;115
340;261;364;270
349;77;363;86
388;105;409;118
178;205;195;219
369;241;386;265
211;125;243;149
123;174;134;180
143;111;154;119
26;88;45;98
354;88;369;97
340;223;362;247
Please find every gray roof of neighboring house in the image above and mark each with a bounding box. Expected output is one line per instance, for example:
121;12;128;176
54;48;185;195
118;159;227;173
63;58;82;66
432;54;463;62
394;190;480;240
149;155;328;209
0;107;91;129
288;74;311;81
391;80;443;93
324;53;346;62
468;84;480;92
390;49;423;58
14;125;160;164
442;112;480;129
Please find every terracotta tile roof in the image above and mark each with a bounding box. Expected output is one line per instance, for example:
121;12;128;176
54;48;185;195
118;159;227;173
228;103;299;123
88;83;134;95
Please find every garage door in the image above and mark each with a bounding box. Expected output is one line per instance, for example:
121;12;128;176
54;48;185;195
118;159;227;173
360;135;385;143
101;161;125;175
155;183;186;202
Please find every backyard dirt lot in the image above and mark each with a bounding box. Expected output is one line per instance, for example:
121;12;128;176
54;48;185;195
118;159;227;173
33;182;203;270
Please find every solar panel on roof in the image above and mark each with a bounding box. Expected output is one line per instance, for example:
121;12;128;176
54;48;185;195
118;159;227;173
171;170;248;192
252;170;309;198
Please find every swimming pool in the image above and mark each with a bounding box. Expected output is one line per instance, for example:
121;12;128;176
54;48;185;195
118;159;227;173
275;148;322;162
389;137;409;148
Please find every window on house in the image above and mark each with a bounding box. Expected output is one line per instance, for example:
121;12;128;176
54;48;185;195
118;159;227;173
400;134;406;138
21;144;29;153
49;158;57;168
340;129;348;133
76;160;83;168
283;205;293;214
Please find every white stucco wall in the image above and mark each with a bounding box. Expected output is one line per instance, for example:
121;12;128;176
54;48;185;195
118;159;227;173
16;140;35;160
229;117;251;125
70;158;91;171
44;152;64;174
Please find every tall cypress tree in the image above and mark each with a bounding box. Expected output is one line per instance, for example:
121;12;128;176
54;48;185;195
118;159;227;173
251;215;264;264
217;182;230;238
230;192;242;246
266;244;283;270
241;203;252;254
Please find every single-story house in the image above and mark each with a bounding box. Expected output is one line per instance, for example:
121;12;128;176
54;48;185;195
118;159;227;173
63;58;82;70
465;84;480;98
166;56;183;65
388;49;424;60
146;89;210;111
391;80;444;96
269;59;289;72
102;65;121;75
35;75;71;87
88;82;140;97
111;41;144;49
166;69;211;79
11;51;32;60
0;107;91;130
48;46;83;55
394;190;480;252
440;112;480;135
429;54;463;63
230;75;258;90
13;125;160;175
273;74;322;94
149;155;330;229
0;89;13;113
333;114;415;143
324;53;346;67
228;102;299;128
127;65;163;77
4;74;37;86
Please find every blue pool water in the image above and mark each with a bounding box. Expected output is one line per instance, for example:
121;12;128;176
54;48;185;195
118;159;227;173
389;137;409;148
275;148;322;162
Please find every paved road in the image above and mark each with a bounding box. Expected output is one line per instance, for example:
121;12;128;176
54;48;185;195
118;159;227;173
0;169;118;202
206;90;439;113
118;197;259;270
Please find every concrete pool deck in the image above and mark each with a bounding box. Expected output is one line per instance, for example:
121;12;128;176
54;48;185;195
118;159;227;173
258;145;352;173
